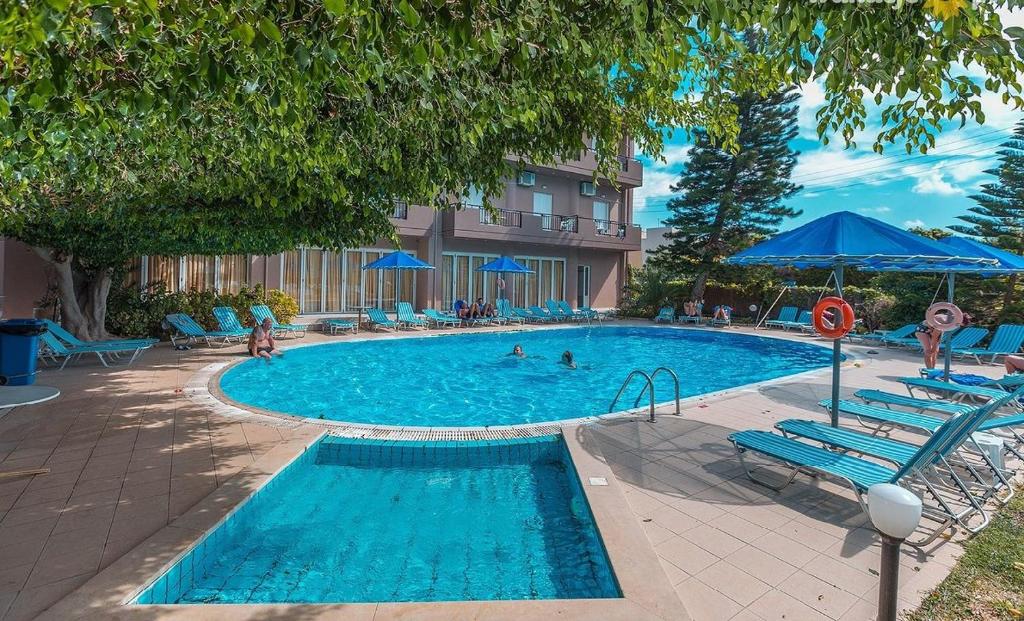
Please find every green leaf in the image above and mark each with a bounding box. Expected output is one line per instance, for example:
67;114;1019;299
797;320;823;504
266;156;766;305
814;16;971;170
324;0;347;16
398;0;420;28
259;16;282;43
45;0;69;11
235;22;255;46
412;43;428;65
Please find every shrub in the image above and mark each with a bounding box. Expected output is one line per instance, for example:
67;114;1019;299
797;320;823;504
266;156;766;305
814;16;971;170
105;282;299;339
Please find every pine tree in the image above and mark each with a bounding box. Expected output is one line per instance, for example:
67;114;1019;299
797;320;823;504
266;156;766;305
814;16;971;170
950;119;1024;313
650;67;802;301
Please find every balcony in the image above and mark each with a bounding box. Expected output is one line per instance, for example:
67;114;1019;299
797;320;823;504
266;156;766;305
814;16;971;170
508;148;643;188
389;201;436;236
444;206;640;251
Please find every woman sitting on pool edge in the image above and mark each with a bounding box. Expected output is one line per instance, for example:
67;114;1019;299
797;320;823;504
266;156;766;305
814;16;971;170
560;350;577;369
249;317;282;361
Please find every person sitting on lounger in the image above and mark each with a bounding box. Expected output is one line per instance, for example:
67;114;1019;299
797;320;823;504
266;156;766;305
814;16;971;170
471;297;495;318
249;318;282;361
1006;354;1024;374
682;300;696;317
712;305;731;320
509;344;526;358
454;299;471;319
560;350;577;369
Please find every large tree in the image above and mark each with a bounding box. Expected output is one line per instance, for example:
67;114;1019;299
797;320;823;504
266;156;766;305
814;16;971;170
950;118;1024;313
2;1;1024;337
651;76;802;300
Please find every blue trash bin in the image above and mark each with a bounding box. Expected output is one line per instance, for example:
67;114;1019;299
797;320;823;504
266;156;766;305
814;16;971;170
0;319;49;386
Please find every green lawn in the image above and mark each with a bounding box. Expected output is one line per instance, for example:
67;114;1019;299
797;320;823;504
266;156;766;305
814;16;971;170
908;491;1024;620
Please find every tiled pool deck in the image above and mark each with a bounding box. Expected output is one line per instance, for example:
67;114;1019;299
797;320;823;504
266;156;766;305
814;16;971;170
0;321;997;620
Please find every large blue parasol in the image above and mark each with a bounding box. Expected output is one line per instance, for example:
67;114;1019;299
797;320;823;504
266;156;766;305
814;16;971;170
361;250;434;312
725;211;996;426
476;256;534;301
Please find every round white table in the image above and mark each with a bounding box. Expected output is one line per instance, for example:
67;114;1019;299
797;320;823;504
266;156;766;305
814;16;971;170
0;385;60;480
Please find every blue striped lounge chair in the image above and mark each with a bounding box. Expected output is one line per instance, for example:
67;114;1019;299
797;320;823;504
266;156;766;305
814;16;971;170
165;313;245;347
39;331;153;369
954;324;1024;364
559;300;597;322
249;305;307;338
366;308;398;331
778;310;812;331
41;319;157;349
730;389;1021;545
654;306;674;323
545;299;573;321
423;309;461;328
709;305;732;327
764;306;798;329
498;300;526;325
887;326;989;351
322;318;356;335
851;324;916;345
396;302;428;329
210;307;255;341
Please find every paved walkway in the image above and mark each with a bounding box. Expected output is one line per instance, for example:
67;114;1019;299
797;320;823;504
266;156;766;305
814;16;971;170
0;322;1000;620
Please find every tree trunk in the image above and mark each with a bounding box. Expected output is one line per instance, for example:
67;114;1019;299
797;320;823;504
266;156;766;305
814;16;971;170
32;247;112;341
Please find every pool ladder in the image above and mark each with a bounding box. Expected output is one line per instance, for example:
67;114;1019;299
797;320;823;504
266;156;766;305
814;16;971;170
608;367;680;423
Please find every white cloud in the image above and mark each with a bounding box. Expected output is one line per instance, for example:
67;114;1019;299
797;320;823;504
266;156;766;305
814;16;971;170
905;164;963;196
800;191;821;198
632;168;679;212
797;81;827;140
947;159;991;183
659;144;693;166
858;206;892;214
904;219;925;228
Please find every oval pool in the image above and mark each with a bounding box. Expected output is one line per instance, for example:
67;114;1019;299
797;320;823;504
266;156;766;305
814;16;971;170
218;326;834;427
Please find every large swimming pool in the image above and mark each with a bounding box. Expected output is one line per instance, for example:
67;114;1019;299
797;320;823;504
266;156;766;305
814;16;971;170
135;435;619;604
219;326;833;427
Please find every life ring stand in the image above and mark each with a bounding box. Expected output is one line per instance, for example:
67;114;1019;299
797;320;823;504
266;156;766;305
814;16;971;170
813;297;856;339
925;302;963;332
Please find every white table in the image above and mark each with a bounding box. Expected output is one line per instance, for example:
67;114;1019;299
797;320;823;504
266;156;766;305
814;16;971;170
0;385;60;480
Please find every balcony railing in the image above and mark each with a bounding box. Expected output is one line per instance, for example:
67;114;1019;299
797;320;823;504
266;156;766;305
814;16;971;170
538;214;578;233
594;219;628;239
476;205;523;228
391;201;409;219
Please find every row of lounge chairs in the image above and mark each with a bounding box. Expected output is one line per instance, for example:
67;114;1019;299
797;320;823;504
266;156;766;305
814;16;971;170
38;320;157;369
165;305;307;347
730;375;1024;545
653;306;731;327
853;323;1024;364
762;306;815;332
361;299;601;332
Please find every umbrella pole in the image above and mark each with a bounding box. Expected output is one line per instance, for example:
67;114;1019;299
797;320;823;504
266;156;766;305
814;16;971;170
831;263;844;428
943;273;955;381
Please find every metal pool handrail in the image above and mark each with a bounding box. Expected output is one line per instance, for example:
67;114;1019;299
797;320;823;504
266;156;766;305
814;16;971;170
633;367;681;416
609;370;656;422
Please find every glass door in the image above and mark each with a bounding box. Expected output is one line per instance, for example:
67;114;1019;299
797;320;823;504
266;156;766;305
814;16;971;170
577;265;591;308
533;192;553;230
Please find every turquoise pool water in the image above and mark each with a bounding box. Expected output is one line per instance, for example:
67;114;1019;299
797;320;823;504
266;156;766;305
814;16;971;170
219;326;833;427
135;436;619;604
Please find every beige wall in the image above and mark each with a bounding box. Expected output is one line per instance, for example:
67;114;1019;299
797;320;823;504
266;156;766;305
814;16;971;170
3;240;50;318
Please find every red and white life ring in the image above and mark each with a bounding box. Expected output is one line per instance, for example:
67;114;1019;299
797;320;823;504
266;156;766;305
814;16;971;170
813;297;856;339
925;302;963;332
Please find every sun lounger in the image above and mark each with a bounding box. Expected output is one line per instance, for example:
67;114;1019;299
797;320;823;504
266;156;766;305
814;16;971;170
495;300;526;325
366;308;398;331
249;305;306;338
396;302;428;329
165;313;246;347
557;300;592;322
528;305;556;322
899;377;1014;405
731;392;1016;544
212;307;255;339
545;299;572;321
708;305;732;327
953;324;1024;364
850;324;916;345
854;389;972;416
322;318;356;334
778;310;812;331
654;306;674;323
764;306;798;329
41;319;157;349
39;331;153;369
422;309;461;328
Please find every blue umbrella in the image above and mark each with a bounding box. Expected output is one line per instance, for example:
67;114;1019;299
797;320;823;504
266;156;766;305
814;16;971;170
725;211;996;426
360;251;434;314
475;256;534;301
361;250;435;271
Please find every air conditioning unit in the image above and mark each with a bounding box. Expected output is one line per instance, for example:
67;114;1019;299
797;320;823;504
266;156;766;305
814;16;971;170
579;181;597;196
517;171;536;187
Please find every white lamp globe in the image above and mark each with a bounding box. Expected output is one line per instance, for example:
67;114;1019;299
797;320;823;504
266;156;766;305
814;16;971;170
867;484;922;540
748;304;758;312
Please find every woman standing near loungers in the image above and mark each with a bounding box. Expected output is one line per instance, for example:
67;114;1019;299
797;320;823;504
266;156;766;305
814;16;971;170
915;319;941;370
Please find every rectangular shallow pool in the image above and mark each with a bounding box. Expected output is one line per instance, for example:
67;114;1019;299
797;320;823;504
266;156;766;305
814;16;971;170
134;435;620;604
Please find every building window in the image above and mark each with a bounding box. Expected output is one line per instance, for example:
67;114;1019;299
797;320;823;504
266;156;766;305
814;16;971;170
464;185;485;207
286;248;418;314
218;256;250;294
440;252;501;311
592;200;610;233
511;256;566;307
147;257;182;293
281;251;301;303
533;192;553;230
183;256;217;291
136;255;251;294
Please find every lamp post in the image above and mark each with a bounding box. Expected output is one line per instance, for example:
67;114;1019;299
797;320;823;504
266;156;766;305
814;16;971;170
867;484;923;621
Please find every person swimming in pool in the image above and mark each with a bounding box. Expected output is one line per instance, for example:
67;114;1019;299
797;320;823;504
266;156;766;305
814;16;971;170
509;344;526;358
249;317;282;361
560;350;577;369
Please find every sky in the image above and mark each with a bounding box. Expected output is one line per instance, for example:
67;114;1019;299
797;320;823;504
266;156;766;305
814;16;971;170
632;9;1024;235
